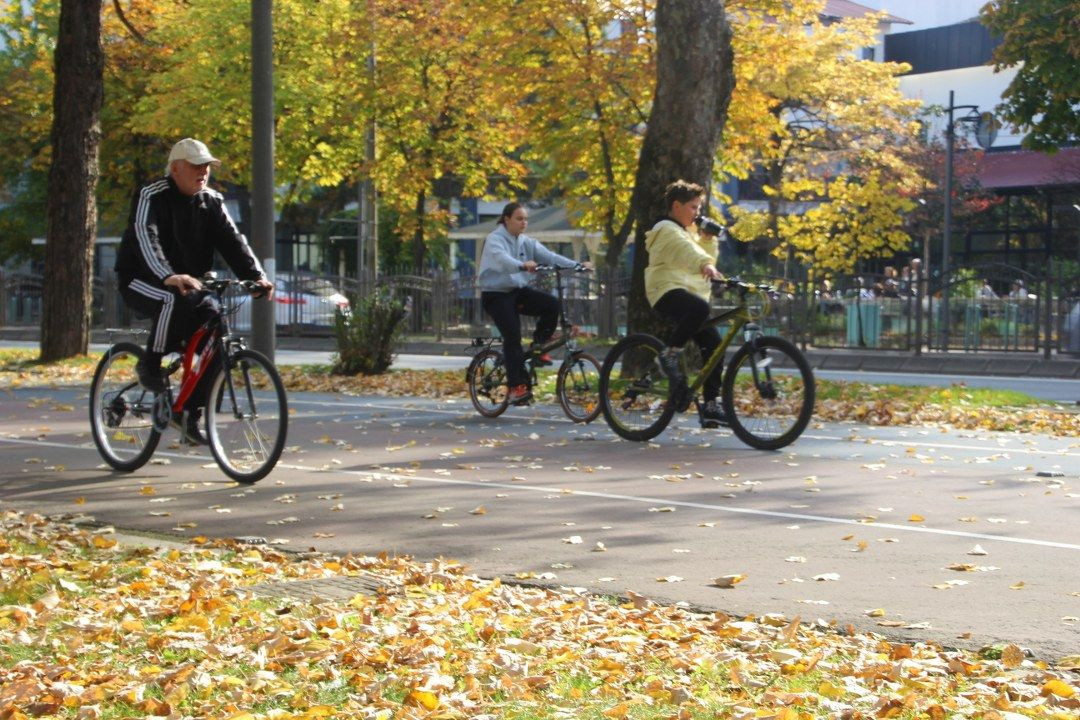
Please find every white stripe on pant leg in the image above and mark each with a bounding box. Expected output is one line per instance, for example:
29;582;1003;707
153;292;175;353
129;279;174;353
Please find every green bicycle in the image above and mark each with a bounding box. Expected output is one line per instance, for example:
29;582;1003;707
598;278;814;449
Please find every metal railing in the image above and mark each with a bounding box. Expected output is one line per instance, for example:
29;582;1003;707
2;264;1078;356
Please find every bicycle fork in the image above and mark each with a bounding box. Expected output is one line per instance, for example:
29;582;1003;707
743;324;777;399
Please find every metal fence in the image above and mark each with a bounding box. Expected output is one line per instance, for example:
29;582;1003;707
3;263;1079;356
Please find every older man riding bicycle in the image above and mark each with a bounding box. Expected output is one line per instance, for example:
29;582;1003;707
115;138;274;444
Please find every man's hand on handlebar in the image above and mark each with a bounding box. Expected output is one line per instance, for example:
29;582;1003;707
577;261;594;271
520;260;539;272
252;278;275;300
165;274;203;294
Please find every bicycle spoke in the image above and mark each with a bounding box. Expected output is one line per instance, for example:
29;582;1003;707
722;337;814;450
90;343;161;471
557;352;601;423
207;349;287;482
600;335;675;441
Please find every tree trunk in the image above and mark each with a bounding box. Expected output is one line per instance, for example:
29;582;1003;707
625;0;735;336
40;0;103;361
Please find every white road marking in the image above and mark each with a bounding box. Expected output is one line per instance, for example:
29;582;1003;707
2;435;1079;552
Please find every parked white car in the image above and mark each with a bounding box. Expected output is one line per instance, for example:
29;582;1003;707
232;274;350;330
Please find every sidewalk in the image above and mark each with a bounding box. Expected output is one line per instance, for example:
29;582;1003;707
4;326;1080;378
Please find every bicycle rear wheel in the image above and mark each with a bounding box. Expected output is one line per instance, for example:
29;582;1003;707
89;342;161;472
557;351;601;423
721;336;814;450
599;334;674;441
467;348;509;417
206;349;287;483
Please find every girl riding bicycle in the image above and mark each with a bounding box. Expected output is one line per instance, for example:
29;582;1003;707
478;202;591;406
645;180;726;428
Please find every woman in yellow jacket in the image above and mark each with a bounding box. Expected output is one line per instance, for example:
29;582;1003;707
644;179;726;428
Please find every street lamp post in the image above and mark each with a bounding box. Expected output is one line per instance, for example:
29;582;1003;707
941;91;994;351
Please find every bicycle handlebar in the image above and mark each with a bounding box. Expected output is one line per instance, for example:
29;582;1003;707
533;264;592;273
712;277;773;294
201;273;266;297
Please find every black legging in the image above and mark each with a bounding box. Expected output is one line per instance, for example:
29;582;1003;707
482;287;559;387
653;288;722;401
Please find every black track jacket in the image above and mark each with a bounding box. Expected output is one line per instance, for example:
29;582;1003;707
115;176;265;286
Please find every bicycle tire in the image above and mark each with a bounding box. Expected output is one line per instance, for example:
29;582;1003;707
467;348;509;418
557;351;602;424
599;334;675;441
89;342;161;472
721;335;814;450
206;349;288;483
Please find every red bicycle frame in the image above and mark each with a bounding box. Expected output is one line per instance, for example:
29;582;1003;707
171;324;219;413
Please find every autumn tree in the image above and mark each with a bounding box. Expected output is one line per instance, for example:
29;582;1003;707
510;0;654;268
723;0;922;275
124;0;528;272
981;0;1080;151
368;0;527;272
0;2;59;262
0;0;177;261
40;0;104;360
625;0;735;334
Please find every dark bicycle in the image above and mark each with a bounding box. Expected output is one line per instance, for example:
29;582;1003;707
599;278;815;449
466;265;601;423
89;274;288;482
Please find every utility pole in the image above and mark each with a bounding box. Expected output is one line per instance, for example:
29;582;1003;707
358;7;377;288
251;0;275;360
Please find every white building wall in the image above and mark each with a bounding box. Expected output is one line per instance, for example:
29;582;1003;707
899;65;1024;148
856;0;987;32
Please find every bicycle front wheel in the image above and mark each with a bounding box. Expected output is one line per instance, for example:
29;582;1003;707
599;334;674;441
206;349;288;483
89;342;161;472
721;335;814;450
557;351;601;423
467;348;509;417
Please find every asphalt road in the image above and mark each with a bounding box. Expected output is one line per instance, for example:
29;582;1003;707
3;340;1077;400
1;382;1078;660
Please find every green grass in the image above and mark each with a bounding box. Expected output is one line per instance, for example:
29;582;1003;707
814;378;1046;408
0;642;47;667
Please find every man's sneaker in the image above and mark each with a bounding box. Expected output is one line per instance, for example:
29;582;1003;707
508;384;533;405
699;399;729;429
135;356;166;394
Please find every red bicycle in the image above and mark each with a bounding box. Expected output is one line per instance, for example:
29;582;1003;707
89;275;288;483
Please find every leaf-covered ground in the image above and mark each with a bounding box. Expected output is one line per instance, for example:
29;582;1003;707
2;349;1077;436
1;510;1078;720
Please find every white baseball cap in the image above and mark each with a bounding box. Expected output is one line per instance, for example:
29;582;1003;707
165;138;220;173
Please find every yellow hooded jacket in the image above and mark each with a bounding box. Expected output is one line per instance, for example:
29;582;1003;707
644;219;719;307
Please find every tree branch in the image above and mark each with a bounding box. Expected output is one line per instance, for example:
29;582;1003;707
111;0;147;43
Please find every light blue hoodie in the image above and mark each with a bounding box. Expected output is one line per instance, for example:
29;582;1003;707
477;224;579;292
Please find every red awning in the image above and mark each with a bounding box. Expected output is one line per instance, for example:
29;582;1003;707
977;147;1080;190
